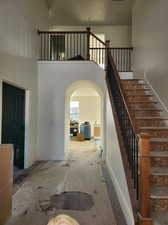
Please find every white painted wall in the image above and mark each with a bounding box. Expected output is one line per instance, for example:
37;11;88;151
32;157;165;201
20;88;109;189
106;94;134;225
37;61;106;160
0;0;49;168
50;25;132;47
132;0;168;110
38;61;133;224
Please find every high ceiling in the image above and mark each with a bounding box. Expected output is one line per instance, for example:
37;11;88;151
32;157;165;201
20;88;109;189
47;0;133;25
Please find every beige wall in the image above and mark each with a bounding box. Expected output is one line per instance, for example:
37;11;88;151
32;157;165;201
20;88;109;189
132;0;168;110
71;96;101;136
0;0;49;168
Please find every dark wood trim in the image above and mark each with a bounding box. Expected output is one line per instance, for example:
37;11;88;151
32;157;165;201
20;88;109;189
86;27;91;60
89;31;106;46
38;30;87;34
89;47;133;50
107;50;138;134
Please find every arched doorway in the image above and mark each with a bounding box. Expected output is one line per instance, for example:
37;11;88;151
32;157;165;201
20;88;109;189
65;80;105;158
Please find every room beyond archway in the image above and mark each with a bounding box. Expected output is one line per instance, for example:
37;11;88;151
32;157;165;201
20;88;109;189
69;87;101;153
65;80;104;158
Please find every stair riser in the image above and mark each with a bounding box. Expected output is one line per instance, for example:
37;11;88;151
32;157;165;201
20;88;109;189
151;157;168;167
151;199;168;212
140;130;168;138
132;111;161;117
122;80;144;85
124;84;147;89
127;96;154;101
151;175;168;186
136;120;167;127
126;90;151;95
122;83;145;87
129;103;157;109
151;142;168;151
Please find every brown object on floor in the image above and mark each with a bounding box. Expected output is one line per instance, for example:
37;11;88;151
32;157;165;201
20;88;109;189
0;144;13;225
47;215;80;225
77;133;84;141
94;127;100;137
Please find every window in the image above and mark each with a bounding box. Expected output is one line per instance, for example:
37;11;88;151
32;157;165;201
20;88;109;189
50;35;65;60
70;101;79;121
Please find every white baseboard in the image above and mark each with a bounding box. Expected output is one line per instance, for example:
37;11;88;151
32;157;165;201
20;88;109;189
106;159;135;225
144;73;168;114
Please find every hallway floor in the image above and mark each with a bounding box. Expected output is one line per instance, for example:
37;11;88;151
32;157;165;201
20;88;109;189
7;141;117;225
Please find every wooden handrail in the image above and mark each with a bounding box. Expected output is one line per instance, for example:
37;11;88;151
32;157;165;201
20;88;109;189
107;48;138;136
89;31;106;46
106;66;138;221
38;28;133;72
89;47;133;50
38;30;87;34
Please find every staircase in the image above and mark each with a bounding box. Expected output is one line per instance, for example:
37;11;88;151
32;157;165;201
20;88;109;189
122;79;168;225
38;28;168;225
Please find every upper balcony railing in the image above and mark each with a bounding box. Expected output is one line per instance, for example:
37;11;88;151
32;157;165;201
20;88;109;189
38;28;133;72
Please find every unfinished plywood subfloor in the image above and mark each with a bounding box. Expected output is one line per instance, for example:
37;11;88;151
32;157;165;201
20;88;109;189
7;141;117;225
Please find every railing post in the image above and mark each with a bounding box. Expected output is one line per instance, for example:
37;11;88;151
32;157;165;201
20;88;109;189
105;40;110;71
86;27;91;60
138;134;152;225
105;40;110;48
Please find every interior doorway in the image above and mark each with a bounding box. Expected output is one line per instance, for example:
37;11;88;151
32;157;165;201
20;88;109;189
1;82;26;170
69;87;102;153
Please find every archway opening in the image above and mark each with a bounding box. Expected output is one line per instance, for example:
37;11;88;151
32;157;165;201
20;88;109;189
69;87;101;153
65;80;104;158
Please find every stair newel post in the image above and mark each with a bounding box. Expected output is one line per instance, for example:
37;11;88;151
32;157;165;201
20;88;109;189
138;134;152;225
105;40;110;71
86;27;91;60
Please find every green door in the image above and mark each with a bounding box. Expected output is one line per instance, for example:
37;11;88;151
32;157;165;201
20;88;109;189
2;82;26;169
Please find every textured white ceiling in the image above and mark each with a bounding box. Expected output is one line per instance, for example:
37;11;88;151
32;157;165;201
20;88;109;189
47;0;133;25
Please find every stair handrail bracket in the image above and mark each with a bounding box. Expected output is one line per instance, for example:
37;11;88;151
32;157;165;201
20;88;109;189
105;42;153;225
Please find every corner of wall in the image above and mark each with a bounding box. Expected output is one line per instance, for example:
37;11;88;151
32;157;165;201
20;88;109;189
106;159;135;225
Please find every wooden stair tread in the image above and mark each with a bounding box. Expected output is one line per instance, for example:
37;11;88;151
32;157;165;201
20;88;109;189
152;212;168;225
133;108;163;111
151;138;168;143
125;83;146;85
151;167;168;175
125;88;150;91
127;94;153;96
121;79;144;81
151;186;168;199
129;100;158;103
140;127;168;130
151;151;168;157
135;117;168;120
125;84;147;87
